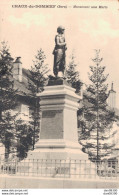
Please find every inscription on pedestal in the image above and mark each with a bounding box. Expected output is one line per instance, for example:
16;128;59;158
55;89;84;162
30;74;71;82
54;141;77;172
42;110;58;118
40;110;63;139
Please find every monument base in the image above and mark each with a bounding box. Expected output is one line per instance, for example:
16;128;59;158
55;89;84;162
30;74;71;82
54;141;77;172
47;75;70;86
27;139;89;160
24;140;97;178
22;80;97;177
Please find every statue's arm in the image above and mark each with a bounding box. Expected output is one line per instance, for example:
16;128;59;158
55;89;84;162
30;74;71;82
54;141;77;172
56;36;66;46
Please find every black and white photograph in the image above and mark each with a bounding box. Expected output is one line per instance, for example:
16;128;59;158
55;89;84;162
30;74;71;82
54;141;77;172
0;0;119;190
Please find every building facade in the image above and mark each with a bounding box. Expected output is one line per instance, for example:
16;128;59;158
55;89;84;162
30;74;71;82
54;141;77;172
0;57;33;158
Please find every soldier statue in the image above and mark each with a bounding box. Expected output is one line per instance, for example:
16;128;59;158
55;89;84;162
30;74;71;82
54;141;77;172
53;26;67;78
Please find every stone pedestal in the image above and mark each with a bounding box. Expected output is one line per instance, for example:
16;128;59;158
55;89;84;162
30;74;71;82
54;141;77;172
28;79;89;160
22;79;98;178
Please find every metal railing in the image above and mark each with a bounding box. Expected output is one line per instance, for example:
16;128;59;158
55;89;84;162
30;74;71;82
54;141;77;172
0;158;119;179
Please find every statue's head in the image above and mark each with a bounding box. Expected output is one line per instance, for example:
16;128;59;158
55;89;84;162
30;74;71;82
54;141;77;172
57;26;65;34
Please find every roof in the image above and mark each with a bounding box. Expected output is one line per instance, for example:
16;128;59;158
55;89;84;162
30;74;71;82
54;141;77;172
22;68;31;78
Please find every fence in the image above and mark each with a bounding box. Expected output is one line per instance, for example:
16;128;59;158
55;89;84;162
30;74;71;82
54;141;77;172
0;158;119;179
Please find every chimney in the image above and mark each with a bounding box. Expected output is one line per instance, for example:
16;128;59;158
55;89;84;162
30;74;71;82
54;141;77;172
108;82;116;109
13;57;22;82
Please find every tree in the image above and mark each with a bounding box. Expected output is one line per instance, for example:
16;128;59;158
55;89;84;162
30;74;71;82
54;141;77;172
0;42;17;115
15;118;32;160
78;50;117;161
0;111;17;160
0;41;17;159
28;49;49;149
66;54;82;93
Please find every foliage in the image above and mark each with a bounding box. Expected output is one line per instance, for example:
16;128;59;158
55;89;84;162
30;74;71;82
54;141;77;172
66;54;82;93
78;50;117;160
15;118;33;160
28;49;49;94
0;42;17;114
0;42;18;159
28;49;50;149
0;111;17;160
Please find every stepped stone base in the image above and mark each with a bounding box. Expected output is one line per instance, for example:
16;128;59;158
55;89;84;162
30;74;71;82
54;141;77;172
25;139;95;177
27;139;89;160
23;79;96;177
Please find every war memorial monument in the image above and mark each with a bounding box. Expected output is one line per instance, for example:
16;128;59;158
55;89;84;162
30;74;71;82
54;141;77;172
26;26;91;177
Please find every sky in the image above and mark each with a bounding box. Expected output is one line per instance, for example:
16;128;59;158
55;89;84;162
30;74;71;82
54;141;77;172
0;0;119;107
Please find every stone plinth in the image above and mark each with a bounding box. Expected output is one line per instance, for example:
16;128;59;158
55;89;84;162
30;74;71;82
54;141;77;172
28;80;89;160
